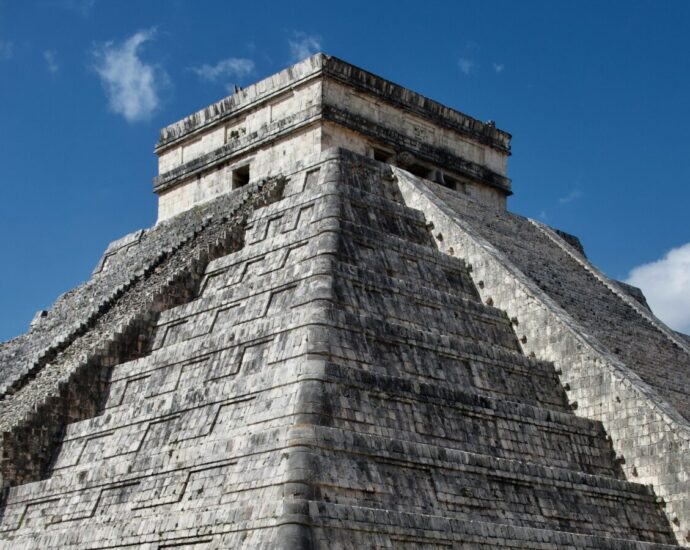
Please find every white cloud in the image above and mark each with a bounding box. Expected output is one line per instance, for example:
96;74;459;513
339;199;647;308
458;57;475;75
44;50;59;74
288;33;321;63
0;41;13;60
92;29;167;123
558;189;582;204
191;57;255;82
626;242;690;333
493;62;505;73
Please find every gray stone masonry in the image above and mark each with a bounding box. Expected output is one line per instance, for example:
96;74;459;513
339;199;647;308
0;148;684;548
151;54;512;220
394;165;690;546
0;175;286;488
0;179;283;399
1;53;688;549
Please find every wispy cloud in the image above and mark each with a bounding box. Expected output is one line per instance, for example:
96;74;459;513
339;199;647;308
626;242;690;333
191;57;255;83
92;29;168;123
44;50;59;74
0;41;13;60
458;57;475;75
558;189;582;204
493;62;505;73
288;32;321;63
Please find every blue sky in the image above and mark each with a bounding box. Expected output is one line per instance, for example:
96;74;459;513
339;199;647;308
1;0;689;340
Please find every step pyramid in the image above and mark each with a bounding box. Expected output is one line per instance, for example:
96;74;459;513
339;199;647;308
0;150;678;548
0;54;688;548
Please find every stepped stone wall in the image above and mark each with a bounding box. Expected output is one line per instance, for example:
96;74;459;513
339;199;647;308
394;166;690;545
1;51;688;548
0;148;684;548
0;179;283;399
0;176;286;487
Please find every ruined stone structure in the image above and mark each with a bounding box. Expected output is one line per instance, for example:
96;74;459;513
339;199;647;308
0;54;688;548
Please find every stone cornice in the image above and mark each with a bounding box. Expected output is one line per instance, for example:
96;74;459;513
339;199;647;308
155;57;324;152
321;56;511;154
153;106;511;196
156;53;511;155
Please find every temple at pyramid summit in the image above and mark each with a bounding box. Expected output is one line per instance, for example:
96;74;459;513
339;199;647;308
1;53;690;548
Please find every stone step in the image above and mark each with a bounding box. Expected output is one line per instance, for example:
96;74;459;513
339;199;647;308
1;420;669;544
203;204;470;300
0;463;287;548
312;362;618;478
315;306;569;411
110;294;563;413
1;497;681;550
102;315;319;410
44;357;611;482
6;426;292;505
197;224;481;314
167;215;483;329
150;269;518;361
243;175;430;251
306;500;680;549
330;274;519;352
302;425;674;543
332;219;497;303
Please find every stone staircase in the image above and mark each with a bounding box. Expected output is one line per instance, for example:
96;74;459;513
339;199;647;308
0;150;679;548
428;181;690;421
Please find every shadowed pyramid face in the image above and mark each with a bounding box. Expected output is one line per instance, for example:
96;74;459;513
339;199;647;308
0;150;679;548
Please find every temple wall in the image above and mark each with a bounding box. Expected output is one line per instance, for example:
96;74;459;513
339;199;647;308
158;79;323;175
153;54;512;222
157;125;321;221
321;123;507;210
323;79;507;176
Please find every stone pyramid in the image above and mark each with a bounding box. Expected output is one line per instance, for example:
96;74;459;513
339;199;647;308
0;54;688;549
